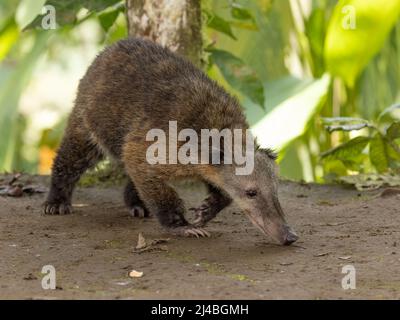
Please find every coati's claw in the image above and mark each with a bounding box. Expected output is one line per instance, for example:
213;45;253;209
59;204;71;215
130;206;147;218
196;228;211;238
168;226;210;238
43;202;72;215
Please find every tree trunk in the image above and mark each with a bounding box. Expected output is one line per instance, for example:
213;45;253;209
125;0;203;67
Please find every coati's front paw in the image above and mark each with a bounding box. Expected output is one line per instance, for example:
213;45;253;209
43;201;72;215
192;209;207;227
167;225;211;238
190;204;215;228
129;205;150;218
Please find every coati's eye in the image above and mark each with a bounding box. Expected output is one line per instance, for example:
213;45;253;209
245;189;258;198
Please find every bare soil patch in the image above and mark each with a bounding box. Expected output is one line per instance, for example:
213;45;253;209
0;175;399;299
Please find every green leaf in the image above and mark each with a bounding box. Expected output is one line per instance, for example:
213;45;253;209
325;0;400;87
39;117;67;149
79;0;123;13
210;49;264;106
305;7;327;76
231;3;255;21
378;103;400;120
325;123;372;133
251;75;330;150
321;117;369;124
15;0;46;30
342;155;368;171
27;0;122;29
263;76;314;114
103;12;127;45
206;12;237;40
322;159;348;179
322;117;374;133
278;139;305;180
229;20;258;31
0;18;19;61
340;173;400;191
387;143;400;163
321;136;370;161
386;122;400;141
98;5;122;32
369;134;390;173
0;32;50;171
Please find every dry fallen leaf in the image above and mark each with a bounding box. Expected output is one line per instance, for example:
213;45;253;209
8;174;21;186
0;173;47;198
151;238;170;245
135;233;147;250
133;235;170;254
129;270;143;278
340;173;400;191
22;185;48;194
324;222;346;227
23;273;38;281
279;262;293;266
314;252;330;257
7;186;23;197
0;186;23;197
135;245;169;254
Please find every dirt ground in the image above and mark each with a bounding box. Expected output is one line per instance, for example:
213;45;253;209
0;174;399;299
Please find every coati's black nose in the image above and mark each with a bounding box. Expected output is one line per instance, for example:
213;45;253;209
283;228;298;246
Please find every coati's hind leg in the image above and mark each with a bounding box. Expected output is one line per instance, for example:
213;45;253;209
44;120;103;215
192;184;232;227
124;180;150;218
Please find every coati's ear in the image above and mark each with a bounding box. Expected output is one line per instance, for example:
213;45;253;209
256;147;278;161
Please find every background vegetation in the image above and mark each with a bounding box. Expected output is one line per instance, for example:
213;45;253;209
0;0;399;188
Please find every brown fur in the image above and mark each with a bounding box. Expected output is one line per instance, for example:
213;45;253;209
44;38;295;242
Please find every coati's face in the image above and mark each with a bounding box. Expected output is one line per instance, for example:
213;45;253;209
217;149;298;245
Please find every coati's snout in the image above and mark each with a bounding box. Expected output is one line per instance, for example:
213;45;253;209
242;199;298;246
219;149;298;245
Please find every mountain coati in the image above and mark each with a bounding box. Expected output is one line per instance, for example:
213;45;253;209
44;38;298;245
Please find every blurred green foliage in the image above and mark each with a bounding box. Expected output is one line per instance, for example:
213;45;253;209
205;0;400;183
321;105;400;174
0;0;399;185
